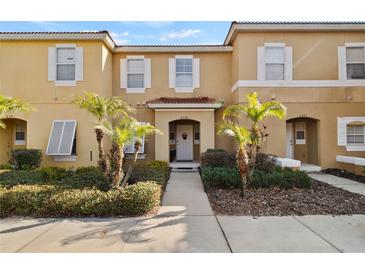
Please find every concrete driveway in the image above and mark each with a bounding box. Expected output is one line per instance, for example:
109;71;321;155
1;171;365;252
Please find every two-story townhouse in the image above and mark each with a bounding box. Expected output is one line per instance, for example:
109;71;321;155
1;22;364;174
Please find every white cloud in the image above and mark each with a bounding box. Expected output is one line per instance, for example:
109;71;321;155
120;21;173;28
114;38;130;45
160;29;201;41
109;31;130;45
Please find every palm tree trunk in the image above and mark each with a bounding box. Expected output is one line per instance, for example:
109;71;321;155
236;146;249;198
120;145;140;188
95;128;109;176
112;144;124;189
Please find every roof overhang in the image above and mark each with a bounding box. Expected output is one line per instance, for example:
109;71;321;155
115;45;232;53
147;103;223;109
224;22;365;45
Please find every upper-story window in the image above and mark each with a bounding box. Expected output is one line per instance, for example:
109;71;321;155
56;47;76;81
175;58;193;88
346;47;365;80
265;47;285;80
169;55;200;93
120;56;151;93
257;43;292;81
48;44;83;86
127;59;145;88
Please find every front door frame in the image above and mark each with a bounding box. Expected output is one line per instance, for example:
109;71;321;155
286;122;294;158
176;124;193;161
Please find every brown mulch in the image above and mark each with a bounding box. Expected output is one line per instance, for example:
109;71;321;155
322;168;365;184
206;180;365;216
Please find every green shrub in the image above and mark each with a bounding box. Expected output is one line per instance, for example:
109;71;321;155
129;161;170;184
201;150;235;168
201;167;240;188
37;166;69;181
59;169;110;191
0;182;161;217
10;149;42;170
0;170;45;187
0;164;12;170
252;168;311;189
75;166;100;174
255;153;276;173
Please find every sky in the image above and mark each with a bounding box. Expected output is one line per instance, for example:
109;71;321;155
0;21;232;45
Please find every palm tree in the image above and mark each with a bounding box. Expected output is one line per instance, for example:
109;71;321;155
120;122;162;187
0;94;33;128
73;92;134;176
217;119;252;197
223;93;286;173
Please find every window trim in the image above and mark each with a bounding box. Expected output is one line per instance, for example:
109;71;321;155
295;122;306;145
55;45;76;82
126;56;145;91
14;122;26;146
175;55;194;89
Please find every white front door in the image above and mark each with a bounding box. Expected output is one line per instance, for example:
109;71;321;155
176;124;193;161
286;123;294;158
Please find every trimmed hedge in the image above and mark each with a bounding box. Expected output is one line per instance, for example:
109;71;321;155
201;150;236;168
129;160;170;184
10;149;42;170
0;182;161;217
37;166;70;181
0;170;45;187
201;167;240;188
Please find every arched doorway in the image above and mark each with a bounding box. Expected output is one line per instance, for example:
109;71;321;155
0;118;27;165
169;119;200;162
286;117;320;166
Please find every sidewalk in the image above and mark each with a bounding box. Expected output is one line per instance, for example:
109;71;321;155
309;172;365;195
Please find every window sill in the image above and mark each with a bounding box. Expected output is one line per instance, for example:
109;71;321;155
53;155;77;162
346;145;365;152
175;88;194;93
54;80;76;86
14;140;26;145
126;88;145;93
125;153;146;160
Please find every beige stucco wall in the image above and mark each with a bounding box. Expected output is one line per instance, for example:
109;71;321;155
154;110;215;162
0;40;113;166
234;31;365;80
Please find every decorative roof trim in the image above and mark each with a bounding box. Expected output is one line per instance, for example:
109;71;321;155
115;45;233;52
224;21;365;45
147;103;223;109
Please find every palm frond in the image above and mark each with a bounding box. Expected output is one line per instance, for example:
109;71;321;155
222;104;247;120
217;120;251;146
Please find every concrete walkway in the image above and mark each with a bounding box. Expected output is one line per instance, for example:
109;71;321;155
1;171;365;252
309;172;365;195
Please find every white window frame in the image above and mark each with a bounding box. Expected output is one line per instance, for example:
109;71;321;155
295;122;306;145
337;117;365;151
46;120;77;157
265;44;285;80
55;44;76;85
127;55;145;92
175;55;194;91
14;122;26;146
123;122;147;154
346;124;365;145
345;43;365;80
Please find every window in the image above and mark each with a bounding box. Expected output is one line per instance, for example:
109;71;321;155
175;58;193;88
346;47;365;79
46;120;77;156
123;122;146;154
127;59;145;88
56;48;75;81
15;123;25;145
347;125;365;144
265;47;285;80
295;122;305;145
169;132;176;145
193;124;200;144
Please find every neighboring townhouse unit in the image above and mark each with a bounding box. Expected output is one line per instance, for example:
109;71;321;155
1;22;365;174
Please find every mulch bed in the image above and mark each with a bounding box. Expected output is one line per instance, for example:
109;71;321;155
322;168;365;184
206;180;365;216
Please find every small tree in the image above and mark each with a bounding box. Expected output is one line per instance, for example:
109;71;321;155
0;94;33;128
73;92;134;176
217;119;252;197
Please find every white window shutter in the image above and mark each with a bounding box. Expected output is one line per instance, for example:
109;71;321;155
284;47;293;80
120;59;127;89
169;58;175;88
144;58;151;88
48;47;56;81
75;47;83;81
257;47;265;80
338;46;346;81
193;58;200;88
337;117;347;146
46;120;76;155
